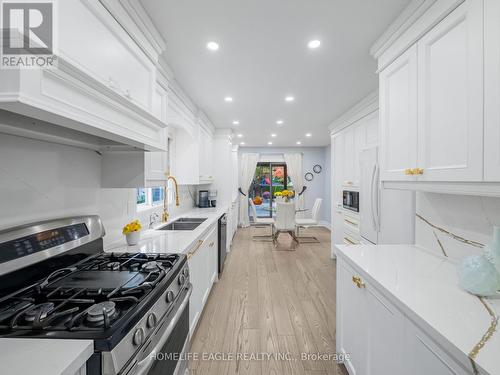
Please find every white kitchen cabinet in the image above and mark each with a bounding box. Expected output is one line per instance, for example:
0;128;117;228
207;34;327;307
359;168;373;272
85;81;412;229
58;0;155;113
337;260;368;375
188;225;218;336
332;133;345;246
366;283;405;375
337;255;472;375
0;0;167;152
378;0;485;186
101;81;169;188
172;124;214;185
379;45;418;182
405;320;470;375
484;0;500;181
199;126;214;182
343;127;355;186
417;0;483;182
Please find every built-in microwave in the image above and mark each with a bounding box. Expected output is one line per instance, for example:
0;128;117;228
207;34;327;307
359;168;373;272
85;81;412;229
343;190;359;212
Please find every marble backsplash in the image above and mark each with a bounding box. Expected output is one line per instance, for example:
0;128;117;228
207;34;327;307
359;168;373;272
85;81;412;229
415;192;500;262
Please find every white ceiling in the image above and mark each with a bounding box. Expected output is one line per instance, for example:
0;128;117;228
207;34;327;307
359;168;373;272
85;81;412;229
140;0;410;147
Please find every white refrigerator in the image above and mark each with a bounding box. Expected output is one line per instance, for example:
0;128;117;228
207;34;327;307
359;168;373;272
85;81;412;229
359;147;415;245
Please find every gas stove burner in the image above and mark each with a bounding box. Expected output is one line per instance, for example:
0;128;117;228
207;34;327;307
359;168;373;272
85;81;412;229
141;261;162;273
86;301;117;324
106;261;121;271
25;302;54;322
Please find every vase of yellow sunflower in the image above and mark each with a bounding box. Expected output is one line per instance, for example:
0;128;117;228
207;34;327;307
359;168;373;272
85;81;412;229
275;190;295;203
123;219;142;245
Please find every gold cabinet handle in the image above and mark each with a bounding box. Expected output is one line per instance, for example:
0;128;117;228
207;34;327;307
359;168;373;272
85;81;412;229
414;168;424;175
209;241;215;247
187;239;204;260
352;275;365;289
405;168;415;175
344;237;356;245
344;218;358;226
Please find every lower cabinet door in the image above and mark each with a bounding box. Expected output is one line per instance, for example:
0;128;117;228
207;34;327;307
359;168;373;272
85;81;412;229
404;320;471;375
337;260;368;375
366;284;405;375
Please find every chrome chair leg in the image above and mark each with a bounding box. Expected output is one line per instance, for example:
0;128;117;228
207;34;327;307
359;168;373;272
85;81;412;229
252;224;274;242
295;226;320;243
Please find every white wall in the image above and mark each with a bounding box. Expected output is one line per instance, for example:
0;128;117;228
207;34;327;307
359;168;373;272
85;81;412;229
415;192;500;262
238;146;331;225
0;132;196;247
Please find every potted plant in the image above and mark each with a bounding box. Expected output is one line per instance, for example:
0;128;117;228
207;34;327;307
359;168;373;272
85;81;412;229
123;219;142;246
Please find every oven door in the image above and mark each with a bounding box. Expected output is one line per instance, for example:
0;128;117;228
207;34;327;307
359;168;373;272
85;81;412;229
126;284;192;375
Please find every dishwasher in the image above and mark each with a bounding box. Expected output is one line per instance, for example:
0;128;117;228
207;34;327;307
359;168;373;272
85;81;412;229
218;214;227;274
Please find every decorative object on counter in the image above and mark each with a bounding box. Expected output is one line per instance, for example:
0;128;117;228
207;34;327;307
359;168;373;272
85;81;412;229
484;226;500;274
458;255;500;297
122;219;142;245
305;172;313;181
313;164;322;173
458;226;500;297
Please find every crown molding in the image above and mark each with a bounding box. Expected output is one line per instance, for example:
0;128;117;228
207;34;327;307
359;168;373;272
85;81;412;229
371;0;463;71
329;90;378;134
99;0;165;64
370;0;432;59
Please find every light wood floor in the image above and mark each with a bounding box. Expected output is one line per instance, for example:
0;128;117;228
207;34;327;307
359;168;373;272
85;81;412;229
188;226;348;375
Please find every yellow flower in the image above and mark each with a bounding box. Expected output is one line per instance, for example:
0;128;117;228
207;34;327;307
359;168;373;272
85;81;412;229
123;219;142;234
274;192;282;196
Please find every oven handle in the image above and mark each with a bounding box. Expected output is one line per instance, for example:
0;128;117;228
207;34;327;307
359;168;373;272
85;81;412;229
134;283;192;375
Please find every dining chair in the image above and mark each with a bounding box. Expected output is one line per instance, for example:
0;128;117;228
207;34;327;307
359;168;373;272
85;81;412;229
248;198;275;241
273;201;299;250
295;198;322;243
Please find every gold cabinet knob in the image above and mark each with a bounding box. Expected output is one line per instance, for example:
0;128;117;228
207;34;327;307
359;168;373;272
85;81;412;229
352;275;365;289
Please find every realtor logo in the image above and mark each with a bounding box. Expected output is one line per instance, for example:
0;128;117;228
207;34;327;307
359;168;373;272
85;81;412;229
1;0;57;68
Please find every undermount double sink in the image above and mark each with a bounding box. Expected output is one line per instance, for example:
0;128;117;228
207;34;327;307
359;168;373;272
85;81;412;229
157;218;207;231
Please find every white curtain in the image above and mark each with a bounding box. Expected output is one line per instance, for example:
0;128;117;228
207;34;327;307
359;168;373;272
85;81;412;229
239;153;259;227
284;153;305;217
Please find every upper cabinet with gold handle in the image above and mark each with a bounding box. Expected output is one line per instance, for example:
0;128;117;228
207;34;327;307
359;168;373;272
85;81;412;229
414;168;424;175
352;275;365;289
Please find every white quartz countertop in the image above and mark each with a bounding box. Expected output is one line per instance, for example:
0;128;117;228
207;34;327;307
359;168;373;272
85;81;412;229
335;244;500;375
0;338;93;375
105;206;229;255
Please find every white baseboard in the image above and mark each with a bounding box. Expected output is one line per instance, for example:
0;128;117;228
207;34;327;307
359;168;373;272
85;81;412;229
318;220;332;230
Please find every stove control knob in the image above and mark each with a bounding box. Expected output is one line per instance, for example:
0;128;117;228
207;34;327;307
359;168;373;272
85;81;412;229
166;290;174;303
133;327;144;346
178;274;186;285
147;313;157;329
183;268;189;277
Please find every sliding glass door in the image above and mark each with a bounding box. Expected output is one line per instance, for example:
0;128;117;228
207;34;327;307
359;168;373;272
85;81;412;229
249;162;293;218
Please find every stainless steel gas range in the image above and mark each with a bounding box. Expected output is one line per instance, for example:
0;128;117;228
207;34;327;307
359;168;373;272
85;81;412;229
0;216;191;375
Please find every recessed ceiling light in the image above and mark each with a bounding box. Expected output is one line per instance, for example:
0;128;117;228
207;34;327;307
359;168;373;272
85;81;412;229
240;142;245;145
271;133;277;137
232;120;240;125
308;40;321;49
276;120;284;125
296;141;302;145
267;141;273;145
305;133;312;137
285;96;295;102
224;96;233;102
207;41;219;51
237;133;243;138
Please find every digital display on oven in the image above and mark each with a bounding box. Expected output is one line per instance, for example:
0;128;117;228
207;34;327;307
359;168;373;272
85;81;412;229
0;223;89;264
